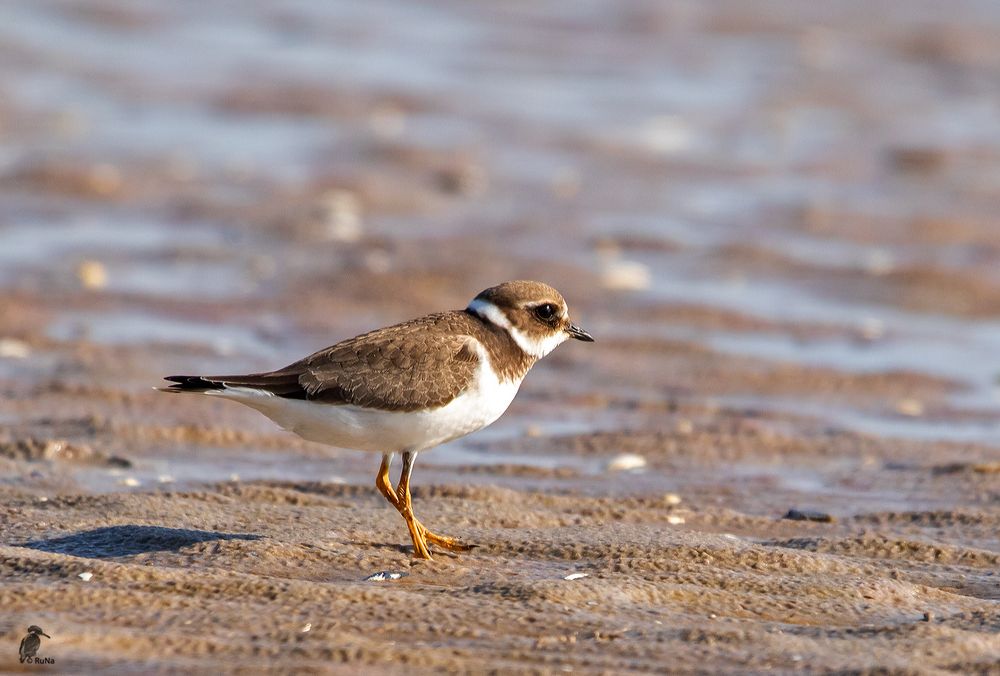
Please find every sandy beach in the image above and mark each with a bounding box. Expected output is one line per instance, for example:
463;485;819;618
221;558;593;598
1;1;999;673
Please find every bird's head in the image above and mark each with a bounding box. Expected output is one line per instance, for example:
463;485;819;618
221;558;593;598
26;626;50;638
467;280;594;358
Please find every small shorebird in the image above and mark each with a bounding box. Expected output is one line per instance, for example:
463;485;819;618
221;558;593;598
19;625;50;663
162;281;593;559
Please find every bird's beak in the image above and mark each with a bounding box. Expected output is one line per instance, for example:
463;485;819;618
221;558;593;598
565;323;594;342
41;633;50;638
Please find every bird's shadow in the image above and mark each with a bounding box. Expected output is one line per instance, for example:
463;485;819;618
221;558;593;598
22;525;261;559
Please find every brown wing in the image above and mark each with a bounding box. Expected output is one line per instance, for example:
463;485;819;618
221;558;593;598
164;312;482;412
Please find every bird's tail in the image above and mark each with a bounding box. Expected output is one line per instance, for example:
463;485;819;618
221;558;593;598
158;372;305;397
158;375;228;394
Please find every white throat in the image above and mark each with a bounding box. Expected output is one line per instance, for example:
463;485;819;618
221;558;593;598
467;298;568;359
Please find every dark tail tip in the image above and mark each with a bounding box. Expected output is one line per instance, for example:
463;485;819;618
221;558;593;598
161;375;226;393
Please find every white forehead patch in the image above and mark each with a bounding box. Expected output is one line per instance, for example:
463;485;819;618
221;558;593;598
467;298;568;359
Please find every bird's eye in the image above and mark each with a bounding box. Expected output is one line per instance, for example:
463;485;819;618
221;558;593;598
534;303;557;321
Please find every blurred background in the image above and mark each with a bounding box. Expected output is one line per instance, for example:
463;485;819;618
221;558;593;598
2;0;1000;494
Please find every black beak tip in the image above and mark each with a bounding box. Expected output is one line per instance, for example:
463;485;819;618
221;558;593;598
567;324;595;342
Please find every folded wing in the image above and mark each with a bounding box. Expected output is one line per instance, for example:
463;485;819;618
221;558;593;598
163;313;481;412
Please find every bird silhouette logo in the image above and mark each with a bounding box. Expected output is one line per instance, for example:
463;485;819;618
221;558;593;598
18;626;50;663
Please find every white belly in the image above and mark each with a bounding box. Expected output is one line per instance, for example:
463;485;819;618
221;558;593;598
208;363;522;453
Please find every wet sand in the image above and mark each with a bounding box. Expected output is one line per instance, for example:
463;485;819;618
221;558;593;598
2;1;1000;673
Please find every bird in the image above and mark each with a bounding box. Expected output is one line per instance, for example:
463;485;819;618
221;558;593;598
162;280;594;559
19;626;50;663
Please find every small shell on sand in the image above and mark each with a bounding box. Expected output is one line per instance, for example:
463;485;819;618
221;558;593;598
606;453;647;472
0;338;30;359
78;571;93;581
563;572;589;581
365;571;406;582
667;515;686;525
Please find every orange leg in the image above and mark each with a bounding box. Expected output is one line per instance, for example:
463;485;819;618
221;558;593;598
395;451;432;559
375;453;399;508
398;452;476;554
376;452;475;559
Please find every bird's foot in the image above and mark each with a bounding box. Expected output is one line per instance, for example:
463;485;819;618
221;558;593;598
401;511;433;559
416;521;476;553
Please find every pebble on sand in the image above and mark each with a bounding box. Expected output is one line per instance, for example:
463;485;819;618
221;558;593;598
858;317;886;341
563;573;589;581
77;260;108;290
783;509;835;523
666;515;686;525
365;571;406;582
894;399;925;417
863;249;895;276
78;572;93;582
317;190;363;242
434;161;488;197
638;115;695;155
